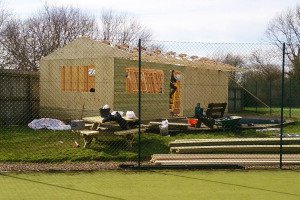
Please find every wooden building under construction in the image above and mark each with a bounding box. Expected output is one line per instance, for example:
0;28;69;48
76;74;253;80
40;37;237;120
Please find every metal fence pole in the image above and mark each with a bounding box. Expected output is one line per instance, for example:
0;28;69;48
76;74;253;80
255;81;258;113
280;42;286;169
241;79;245;112
27;76;34;122
269;79;272;116
138;39;142;168
289;77;292;118
234;87;237;112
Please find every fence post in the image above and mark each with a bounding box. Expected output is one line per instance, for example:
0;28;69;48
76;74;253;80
289;77;292;118
27;75;33;123
280;42;286;169
138;39;142;169
241;80;244;112
255;81;258;113
234;87;237;112
269;79;272;116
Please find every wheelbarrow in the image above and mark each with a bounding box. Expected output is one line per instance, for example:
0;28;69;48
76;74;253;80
215;116;242;131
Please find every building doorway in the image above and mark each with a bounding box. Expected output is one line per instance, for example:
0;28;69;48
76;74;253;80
169;70;181;116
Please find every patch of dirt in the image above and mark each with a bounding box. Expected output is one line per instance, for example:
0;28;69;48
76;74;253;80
1;162;299;172
245;165;300;170
0;162;137;172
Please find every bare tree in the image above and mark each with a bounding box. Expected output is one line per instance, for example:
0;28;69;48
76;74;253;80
266;5;300;76
0;1;9;28
1;4;99;71
249;50;281;80
214;53;245;68
1;5;154;71
0;1;13;69
99;9;153;46
213;53;245;85
1;19;32;70
241;50;282;106
100;9;121;42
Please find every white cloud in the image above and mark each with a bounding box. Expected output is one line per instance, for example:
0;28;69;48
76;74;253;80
5;0;300;42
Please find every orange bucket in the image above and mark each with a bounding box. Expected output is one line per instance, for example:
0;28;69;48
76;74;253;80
188;118;198;127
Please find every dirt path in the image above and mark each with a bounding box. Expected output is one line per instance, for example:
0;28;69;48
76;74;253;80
0;162;136;172
1;161;299;172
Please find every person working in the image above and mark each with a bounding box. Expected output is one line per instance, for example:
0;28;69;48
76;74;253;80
170;70;178;99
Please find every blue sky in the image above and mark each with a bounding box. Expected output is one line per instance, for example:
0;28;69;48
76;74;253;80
5;0;300;43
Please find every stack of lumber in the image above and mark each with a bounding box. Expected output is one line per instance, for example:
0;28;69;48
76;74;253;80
151;154;300;166
169;138;300;154
150;138;300;166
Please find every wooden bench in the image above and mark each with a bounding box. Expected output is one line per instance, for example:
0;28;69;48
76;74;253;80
80;128;141;148
196;103;227;129
206;103;227;119
82;116;139;130
80;116;140;148
80;130;101;148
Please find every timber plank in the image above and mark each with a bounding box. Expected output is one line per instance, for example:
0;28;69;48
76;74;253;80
170;138;300;147
151;154;300;162
170;145;300;154
154;160;300;166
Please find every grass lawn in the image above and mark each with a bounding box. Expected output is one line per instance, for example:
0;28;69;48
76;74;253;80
2;123;300;163
243;107;300;119
0;170;300;200
1;122;300;163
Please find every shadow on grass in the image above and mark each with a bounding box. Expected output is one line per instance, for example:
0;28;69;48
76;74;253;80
0;173;127;200
154;171;300;198
171;129;274;139
88;134;169;161
4;124;300;163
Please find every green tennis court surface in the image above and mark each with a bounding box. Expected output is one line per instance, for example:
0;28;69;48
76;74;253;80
0;170;299;200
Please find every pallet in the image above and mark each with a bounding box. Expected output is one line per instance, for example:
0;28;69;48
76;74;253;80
147;121;189;132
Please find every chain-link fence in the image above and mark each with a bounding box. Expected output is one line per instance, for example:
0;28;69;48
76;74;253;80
0;38;299;170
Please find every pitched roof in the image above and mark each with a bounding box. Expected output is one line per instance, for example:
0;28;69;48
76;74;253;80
41;37;130;60
42;37;238;72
